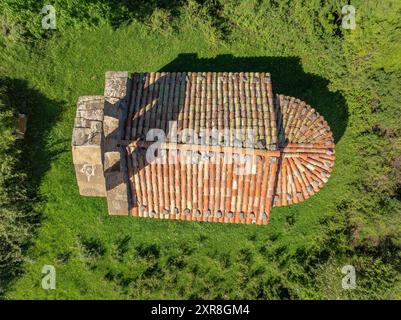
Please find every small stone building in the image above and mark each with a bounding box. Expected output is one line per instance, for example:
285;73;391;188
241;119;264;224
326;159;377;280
72;71;335;225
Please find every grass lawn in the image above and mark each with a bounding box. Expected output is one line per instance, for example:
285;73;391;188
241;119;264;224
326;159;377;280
1;1;399;299
1;22;353;299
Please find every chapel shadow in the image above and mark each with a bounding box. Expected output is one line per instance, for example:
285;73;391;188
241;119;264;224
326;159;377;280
161;53;348;143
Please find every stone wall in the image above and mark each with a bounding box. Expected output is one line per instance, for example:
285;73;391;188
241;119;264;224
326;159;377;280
103;71;132;215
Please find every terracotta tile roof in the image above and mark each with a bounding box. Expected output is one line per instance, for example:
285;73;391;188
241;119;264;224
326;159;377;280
72;71;335;225
127;72;277;150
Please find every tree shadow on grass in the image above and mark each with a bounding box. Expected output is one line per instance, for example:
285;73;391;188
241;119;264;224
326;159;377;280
0;78;64;296
161;53;348;143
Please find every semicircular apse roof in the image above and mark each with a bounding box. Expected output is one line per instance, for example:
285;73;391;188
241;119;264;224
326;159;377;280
273;94;335;207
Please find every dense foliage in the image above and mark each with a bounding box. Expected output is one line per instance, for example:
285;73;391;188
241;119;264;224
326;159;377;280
0;0;400;299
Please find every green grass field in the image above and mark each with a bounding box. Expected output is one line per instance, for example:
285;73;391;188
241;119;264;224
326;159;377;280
0;1;400;299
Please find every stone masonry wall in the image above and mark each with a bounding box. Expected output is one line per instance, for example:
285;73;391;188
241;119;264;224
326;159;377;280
72;96;106;196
